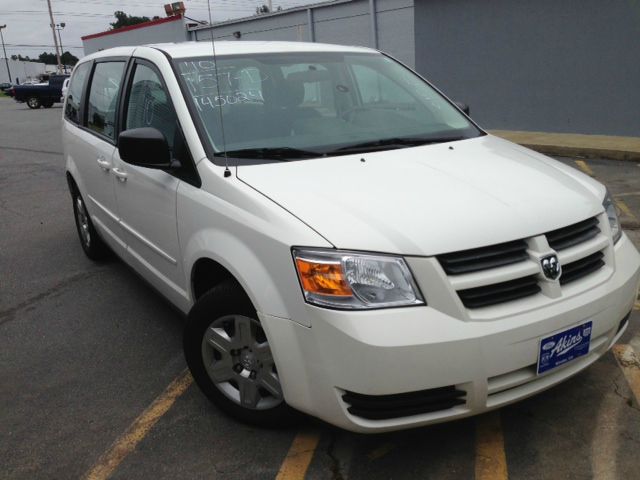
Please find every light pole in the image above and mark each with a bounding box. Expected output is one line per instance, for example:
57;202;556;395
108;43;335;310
55;23;66;73
0;25;11;84
46;0;62;74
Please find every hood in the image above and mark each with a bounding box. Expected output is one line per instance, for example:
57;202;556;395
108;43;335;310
237;135;605;256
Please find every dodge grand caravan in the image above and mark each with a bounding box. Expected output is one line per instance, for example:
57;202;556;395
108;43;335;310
63;42;640;433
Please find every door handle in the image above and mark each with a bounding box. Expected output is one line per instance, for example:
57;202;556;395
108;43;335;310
96;156;111;171
112;167;128;182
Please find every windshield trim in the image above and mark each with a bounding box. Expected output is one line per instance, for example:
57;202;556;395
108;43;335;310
378;50;486;137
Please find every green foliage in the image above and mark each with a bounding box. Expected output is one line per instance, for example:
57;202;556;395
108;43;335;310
11;54;33;62
35;51;78;66
61;51;79;66
38;52;57;64
110;10;160;30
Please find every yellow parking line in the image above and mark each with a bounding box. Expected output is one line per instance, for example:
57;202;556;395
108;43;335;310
575;159;594;176
612;345;640;406
84;370;193;480
367;442;395;461
615;199;638;221
475;411;508;480
634;301;640;311
275;432;320;480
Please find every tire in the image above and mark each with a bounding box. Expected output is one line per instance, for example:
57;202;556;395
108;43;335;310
43;101;53;108
184;281;296;427
26;97;41;109
71;190;110;260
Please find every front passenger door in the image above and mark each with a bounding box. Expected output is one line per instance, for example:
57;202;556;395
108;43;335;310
112;60;187;307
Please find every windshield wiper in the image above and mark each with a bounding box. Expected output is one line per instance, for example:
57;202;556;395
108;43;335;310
330;136;466;154
219;147;323;160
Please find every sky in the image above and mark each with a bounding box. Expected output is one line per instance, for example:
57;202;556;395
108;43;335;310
0;0;316;60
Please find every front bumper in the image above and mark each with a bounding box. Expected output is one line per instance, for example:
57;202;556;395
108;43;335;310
261;234;640;433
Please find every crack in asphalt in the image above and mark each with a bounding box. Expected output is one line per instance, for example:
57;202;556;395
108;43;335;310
0;145;63;156
326;432;346;480
0;269;104;327
612;379;640;411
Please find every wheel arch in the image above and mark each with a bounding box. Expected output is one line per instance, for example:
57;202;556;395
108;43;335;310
184;229;293;320
191;257;238;302
66;171;79;196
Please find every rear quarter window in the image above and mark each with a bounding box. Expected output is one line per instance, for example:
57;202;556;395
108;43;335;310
65;62;91;124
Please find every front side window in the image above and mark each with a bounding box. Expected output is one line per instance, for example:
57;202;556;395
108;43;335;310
124;63;178;152
65;62;91;124
175;52;481;162
87;62;125;140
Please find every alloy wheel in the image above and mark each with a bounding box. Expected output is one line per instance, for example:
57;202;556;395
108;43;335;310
201;314;283;410
75;196;91;247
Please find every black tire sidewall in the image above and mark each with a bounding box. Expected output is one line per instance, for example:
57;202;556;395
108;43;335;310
71;190;109;261
184;281;296;427
27;97;41;109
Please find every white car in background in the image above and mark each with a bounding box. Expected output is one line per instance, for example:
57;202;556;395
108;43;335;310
62;42;640;433
60;77;70;103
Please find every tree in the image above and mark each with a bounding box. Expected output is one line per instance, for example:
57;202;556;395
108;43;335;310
38;52;57;64
36;51;79;66
110;10;159;30
61;51;79;66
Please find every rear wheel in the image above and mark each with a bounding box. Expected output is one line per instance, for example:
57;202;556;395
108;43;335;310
26;97;41;109
71;191;110;260
184;281;296;427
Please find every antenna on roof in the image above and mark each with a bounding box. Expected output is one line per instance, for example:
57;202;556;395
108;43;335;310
206;0;231;178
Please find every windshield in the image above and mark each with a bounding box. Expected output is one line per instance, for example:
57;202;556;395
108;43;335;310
175;52;482;162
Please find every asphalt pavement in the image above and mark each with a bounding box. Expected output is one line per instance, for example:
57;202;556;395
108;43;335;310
1;97;639;480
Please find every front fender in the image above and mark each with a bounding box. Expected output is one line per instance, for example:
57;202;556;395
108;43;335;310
183;228;291;319
178;176;332;326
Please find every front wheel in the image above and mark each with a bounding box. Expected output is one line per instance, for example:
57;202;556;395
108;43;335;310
26;97;41;109
184;281;296;427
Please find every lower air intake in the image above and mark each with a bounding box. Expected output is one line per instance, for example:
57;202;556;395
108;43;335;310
342;386;466;420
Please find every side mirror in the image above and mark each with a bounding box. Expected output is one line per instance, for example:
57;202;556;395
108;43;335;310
454;102;470;116
118;127;178;169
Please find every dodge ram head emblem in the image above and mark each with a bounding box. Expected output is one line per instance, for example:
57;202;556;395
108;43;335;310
541;254;561;280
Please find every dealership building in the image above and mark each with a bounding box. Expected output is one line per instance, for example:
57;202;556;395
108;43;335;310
82;0;640;137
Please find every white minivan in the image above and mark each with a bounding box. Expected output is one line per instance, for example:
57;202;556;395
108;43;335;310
63;41;640;433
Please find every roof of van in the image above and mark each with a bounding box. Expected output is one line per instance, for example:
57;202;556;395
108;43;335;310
85;41;376;61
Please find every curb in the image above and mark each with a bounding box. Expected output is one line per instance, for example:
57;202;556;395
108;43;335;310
490;131;640;162
516;144;640;163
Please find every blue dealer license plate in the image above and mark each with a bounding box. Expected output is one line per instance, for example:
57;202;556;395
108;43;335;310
537;321;592;375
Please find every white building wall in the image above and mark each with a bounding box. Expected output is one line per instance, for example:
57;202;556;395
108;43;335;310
0;59;46;84
82;16;190;55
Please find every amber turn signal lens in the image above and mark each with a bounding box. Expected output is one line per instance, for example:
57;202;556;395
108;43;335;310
295;258;353;297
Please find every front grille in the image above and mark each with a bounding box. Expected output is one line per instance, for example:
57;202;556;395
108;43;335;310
546;217;600;251
457;275;540;308
437;240;528;275
342;386;466;420
560;251;605;285
438;215;606;310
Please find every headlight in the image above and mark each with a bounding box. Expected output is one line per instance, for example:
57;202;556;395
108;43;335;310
292;248;425;309
603;190;622;244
